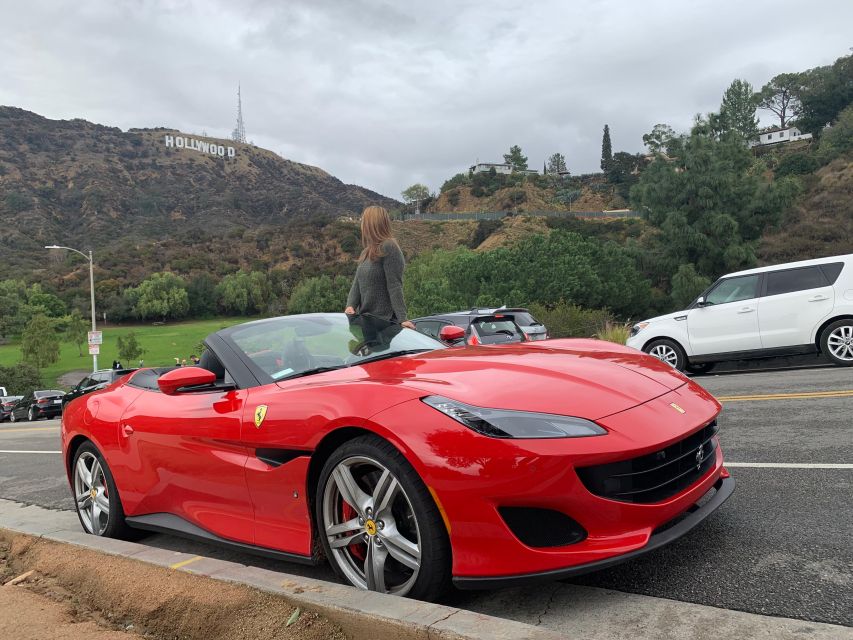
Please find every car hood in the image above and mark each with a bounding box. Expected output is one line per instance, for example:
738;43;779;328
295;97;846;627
354;339;690;420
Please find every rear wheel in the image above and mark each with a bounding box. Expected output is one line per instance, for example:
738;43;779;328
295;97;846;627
72;442;132;538
821;319;853;366
316;435;451;600
9;411;17;423
27;407;36;421
644;339;687;371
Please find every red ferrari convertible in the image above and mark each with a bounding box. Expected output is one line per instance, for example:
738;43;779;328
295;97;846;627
61;313;734;600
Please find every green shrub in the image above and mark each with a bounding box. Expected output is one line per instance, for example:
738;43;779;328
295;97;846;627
447;190;461;207
288;275;350;314
0;363;42;396
775;152;819;177
594;319;632;345
527;303;611;339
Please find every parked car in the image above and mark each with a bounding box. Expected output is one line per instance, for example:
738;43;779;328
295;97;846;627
62;368;137;409
9;390;66;422
413;307;544;345
0;386;7;396
627;254;853;372
0;396;23;422
62;312;732;600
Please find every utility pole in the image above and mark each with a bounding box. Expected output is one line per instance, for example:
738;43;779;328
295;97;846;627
46;245;98;372
232;83;247;144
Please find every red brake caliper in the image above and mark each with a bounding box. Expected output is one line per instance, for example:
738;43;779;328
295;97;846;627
340;500;366;561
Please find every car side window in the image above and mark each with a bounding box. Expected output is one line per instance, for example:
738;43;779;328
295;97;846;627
765;266;827;297
415;321;441;339
704;275;760;305
819;262;844;285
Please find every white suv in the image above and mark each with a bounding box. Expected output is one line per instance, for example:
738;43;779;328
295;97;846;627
627;254;853;372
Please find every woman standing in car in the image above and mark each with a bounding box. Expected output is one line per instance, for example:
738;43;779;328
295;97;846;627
345;206;414;329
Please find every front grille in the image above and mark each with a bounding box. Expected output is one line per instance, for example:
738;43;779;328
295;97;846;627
576;421;718;504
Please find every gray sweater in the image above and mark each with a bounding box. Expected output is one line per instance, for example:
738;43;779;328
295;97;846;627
346;240;407;322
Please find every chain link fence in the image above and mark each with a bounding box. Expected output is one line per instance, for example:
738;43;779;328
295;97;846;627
399;210;640;222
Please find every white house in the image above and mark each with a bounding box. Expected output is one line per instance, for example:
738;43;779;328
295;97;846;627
470;162;513;174
749;126;813;148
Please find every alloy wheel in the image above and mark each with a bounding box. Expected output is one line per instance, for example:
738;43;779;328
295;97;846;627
73;451;110;535
827;325;853;362
648;344;679;368
28;407;35;421
322;455;422;595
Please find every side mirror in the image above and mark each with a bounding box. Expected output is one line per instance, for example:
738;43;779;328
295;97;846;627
439;325;466;344
696;296;707;307
158;367;216;395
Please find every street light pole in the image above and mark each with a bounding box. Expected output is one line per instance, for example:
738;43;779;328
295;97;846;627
45;245;98;372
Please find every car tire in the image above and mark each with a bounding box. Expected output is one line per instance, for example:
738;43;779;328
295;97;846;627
644;339;687;371
27;407;36;421
9;411;17;423
71;442;133;539
316;435;451;601
821;319;853;367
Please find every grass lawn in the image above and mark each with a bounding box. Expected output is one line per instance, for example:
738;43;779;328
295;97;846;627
0;317;250;388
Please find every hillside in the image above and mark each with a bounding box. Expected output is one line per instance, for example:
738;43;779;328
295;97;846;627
0;107;397;278
759;156;853;263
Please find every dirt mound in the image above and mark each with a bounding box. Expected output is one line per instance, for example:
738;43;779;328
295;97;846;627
0;533;345;640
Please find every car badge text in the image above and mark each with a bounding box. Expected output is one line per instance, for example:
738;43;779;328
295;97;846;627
254;405;268;429
670;403;686;414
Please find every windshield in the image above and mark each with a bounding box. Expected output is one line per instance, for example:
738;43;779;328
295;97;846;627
225;313;445;383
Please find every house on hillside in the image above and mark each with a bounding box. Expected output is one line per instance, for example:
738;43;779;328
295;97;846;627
748;126;813;149
470;162;513;174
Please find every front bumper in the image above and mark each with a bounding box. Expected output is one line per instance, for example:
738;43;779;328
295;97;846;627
453;474;735;589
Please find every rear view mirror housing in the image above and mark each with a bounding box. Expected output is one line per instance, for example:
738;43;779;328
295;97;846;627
696;296;707;307
158;367;216;395
439;325;466;345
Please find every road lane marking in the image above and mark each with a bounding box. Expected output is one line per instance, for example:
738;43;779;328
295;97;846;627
0;450;61;454
0;426;59;433
170;556;203;570
716;389;853;402
726;462;853;469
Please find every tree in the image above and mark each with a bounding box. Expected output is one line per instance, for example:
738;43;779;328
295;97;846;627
129;272;190;321
117;332;144;363
798;53;853;135
187;274;217;317
600;125;613;171
503;145;528;171
642;124;676;154
65;309;89;356
817;103;853;164
546;153;567;174
0;364;42;397
670;264;711;308
287;275;351;314
755;73;803;129
401;184;430;205
631;125;801;285
215;270;272;315
21;314;60;369
720;79;759;142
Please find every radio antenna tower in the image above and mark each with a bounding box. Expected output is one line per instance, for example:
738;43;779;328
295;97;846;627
231;83;247;144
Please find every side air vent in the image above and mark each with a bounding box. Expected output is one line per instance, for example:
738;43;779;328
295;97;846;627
497;507;587;548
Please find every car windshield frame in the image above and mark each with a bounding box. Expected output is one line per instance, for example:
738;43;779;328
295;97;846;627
217;313;446;385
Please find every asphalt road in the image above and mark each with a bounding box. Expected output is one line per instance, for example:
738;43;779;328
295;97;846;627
1;366;851;628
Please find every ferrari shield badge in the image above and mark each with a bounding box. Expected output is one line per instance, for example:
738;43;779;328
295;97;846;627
254;405;269;429
669;402;686;414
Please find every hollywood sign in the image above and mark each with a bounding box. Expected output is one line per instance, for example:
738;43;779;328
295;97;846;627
164;135;236;158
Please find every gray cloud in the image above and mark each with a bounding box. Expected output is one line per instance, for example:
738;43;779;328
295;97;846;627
2;0;851;198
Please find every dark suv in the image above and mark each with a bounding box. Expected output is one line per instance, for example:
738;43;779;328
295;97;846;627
9;390;65;422
62;368;136;409
413;309;536;345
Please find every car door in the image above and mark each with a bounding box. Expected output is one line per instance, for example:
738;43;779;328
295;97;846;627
14;393;33;420
687;274;762;355
117;364;255;544
757;265;834;349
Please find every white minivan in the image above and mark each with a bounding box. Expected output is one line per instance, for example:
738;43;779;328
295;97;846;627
627;254;853;372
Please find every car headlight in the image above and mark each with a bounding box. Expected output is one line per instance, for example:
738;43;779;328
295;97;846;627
630;321;650;337
422;396;607;439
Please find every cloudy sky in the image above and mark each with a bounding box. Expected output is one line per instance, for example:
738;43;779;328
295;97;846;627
2;1;851;198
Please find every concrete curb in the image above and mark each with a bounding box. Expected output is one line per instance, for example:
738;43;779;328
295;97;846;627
0;499;563;640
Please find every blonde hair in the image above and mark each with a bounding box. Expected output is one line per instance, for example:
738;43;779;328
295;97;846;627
359;205;396;262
